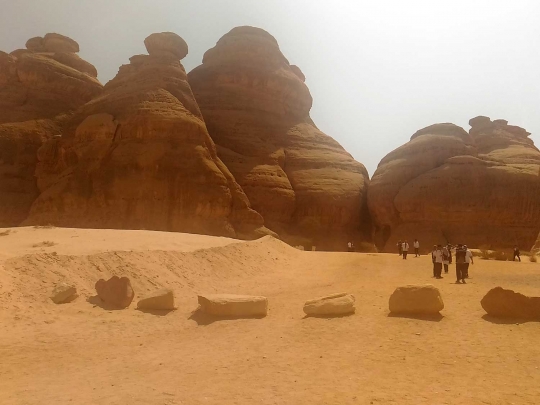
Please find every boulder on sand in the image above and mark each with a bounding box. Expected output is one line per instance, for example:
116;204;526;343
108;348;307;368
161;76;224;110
137;289;175;311
50;282;77;304
197;294;268;318
389;285;444;315
95;276;134;309
303;293;355;316
481;287;540;319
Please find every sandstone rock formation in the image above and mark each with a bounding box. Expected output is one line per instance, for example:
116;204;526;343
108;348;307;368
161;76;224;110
95;276;134;309
137;288;175;311
368;118;540;251
389;285;444;315
0;35;103;226
197;294;268;317
481;287;540;319
533;234;540;254
303;293;355;316
50;282;78;304
25;32;270;239
189;26;370;250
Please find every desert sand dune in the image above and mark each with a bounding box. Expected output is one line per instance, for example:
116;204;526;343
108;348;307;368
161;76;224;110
1;227;540;404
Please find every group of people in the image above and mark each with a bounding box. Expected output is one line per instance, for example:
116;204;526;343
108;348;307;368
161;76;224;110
430;244;473;284
397;240;473;284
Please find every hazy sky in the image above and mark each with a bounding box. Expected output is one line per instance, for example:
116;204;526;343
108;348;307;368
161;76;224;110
1;0;539;175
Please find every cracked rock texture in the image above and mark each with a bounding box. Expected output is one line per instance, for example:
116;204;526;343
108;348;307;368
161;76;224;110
368;117;540;252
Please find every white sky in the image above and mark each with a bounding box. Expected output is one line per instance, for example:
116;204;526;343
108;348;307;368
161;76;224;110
2;0;539;176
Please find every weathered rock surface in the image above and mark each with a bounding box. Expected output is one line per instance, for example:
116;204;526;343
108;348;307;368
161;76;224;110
189;26;370;250
303;293;355;316
533;234;540;254
137;289;175;311
25;32;271;239
50;282;78;304
144;32;188;60
368;118;540;252
197;294;268;317
389;285;444;315
0;35;102;227
481;287;540;319
95;276;134;309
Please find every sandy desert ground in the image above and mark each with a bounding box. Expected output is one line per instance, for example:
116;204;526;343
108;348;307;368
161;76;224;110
1;227;539;405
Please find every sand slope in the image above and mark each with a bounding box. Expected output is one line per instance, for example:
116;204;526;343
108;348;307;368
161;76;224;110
1;227;540;404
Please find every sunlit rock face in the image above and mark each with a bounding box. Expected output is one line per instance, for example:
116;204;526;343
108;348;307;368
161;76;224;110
26;32;272;240
0;34;103;226
368;117;540;252
189;26;371;250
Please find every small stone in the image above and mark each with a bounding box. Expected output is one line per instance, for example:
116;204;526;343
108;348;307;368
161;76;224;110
303;293;355;316
137;289;175;311
197;294;268;318
50;283;77;304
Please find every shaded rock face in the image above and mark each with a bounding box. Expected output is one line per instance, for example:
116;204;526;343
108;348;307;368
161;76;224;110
189;26;370;250
0;35;102;226
368;118;540;252
26;32;269;239
481;287;540;319
95;276;134;309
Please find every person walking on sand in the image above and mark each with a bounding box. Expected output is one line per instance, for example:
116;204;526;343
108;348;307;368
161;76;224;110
455;244;466;284
414;239;420;257
464;245;473;278
397;240;403;256
402;240;409;259
442;244;450;274
431;245;437;277
433;244;443;278
513;246;521;262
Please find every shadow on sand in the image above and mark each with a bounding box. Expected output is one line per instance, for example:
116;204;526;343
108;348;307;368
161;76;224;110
136;308;176;316
86;295;127;311
188;308;266;326
481;314;540;325
302;313;356;320
387;313;444;322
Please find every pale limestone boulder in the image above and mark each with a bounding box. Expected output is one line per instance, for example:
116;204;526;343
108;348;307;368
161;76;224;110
481;287;540;319
137;289;175;311
303;293;355;316
197;294;268;317
50;282;77;304
389;285;444;315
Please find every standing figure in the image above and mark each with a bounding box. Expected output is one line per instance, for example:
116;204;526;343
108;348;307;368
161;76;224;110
414;239;420;257
513;246;521;262
433;245;443;278
464;245;473;278
402;240;409;259
455;244;466;284
442;245;450;274
347;241;354;252
431;245;438;277
397;240;403;256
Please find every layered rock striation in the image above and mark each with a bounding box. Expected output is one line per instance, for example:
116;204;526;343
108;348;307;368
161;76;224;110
26;32;270;239
0;34;103;226
189;27;370;249
368;117;540;251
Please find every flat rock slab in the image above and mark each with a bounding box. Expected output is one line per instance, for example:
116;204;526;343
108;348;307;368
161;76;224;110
50;283;78;304
389;285;444;315
137;289;175;311
481;287;540;319
197;294;268;318
303;293;355;316
95;276;134;309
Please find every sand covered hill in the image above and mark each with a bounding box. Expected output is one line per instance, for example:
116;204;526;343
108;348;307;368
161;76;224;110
1;227;539;404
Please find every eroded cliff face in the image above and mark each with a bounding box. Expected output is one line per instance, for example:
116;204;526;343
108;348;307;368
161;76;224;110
188;27;370;249
368;118;540;252
0;34;103;226
25;32;271;239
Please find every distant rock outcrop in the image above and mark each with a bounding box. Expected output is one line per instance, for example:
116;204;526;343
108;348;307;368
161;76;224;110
0;34;102;226
25;32;271;239
189;26;371;250
368;117;540;252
